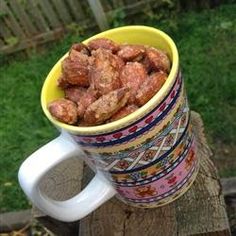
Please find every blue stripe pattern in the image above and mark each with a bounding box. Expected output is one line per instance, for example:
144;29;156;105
110;115;190;174
114;135;193;186
124;161;197;203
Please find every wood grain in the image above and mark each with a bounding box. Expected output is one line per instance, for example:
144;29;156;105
0;18;12;45
50;0;72;25
38;0;61;28
0;28;63;54
1;0;26;39
67;0;85;21
87;0;109;31
8;0;38;36
27;0;50;32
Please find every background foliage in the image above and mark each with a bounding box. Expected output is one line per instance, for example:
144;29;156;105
0;2;235;212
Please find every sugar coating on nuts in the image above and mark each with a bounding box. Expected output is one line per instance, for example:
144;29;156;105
48;38;171;126
87;38;119;53
84;87;130;125
135;71;167;106
48;98;78;124
120;62;148;104
110;104;139;121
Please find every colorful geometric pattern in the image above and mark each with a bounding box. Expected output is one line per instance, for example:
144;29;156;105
118;156;199;208
84;97;189;174
115;135;196;198
111;125;193;185
94;106;189;173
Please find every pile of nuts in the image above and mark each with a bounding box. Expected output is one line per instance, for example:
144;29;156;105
48;38;171;126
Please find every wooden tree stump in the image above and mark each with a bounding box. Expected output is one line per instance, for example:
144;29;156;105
33;112;231;236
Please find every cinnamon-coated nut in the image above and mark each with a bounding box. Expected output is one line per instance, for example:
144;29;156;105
110;104;139;121
69;43;90;55
84;87;129;125
57;75;71;89
64;87;87;103
87;38;119;53
117;45;145;62
62;57;89;87
120;62;148;104
135;71;167;106
145;47;171;73
51;38;171;126
90;48;121;96
48;98;78;124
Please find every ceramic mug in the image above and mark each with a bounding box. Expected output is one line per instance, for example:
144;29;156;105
18;26;199;222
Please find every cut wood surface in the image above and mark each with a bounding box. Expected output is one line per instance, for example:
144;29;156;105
33;112;231;236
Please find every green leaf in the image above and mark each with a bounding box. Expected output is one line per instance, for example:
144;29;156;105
5;37;19;46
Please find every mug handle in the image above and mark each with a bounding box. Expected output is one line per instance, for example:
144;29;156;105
18;133;116;222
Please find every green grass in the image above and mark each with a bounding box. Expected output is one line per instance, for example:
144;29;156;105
0;34;92;212
174;6;236;143
0;4;235;212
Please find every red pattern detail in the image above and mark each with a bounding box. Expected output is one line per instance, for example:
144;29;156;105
83;137;92;143
118;160;129;169
134;185;157;198
159;102;166;112
145;116;154;124
96;136;106;142
185;149;195;170
167;176;177;185
128;125;138;133
171;90;176;98
113;132;123;139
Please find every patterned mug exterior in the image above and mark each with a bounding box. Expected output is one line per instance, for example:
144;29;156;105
41;26;199;208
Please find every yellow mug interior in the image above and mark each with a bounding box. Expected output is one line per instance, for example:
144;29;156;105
41;25;179;135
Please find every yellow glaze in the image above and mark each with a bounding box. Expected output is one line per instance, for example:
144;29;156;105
41;25;179;135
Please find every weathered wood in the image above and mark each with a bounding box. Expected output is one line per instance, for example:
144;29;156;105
38;0;61;28
67;0;85;21
124;0;139;4
0;19;98;55
0;28;63;55
1;0;26;39
87;0;109;31
50;0;72;25
0;179;232;234
33;157;83;235
0;4;12;43
33;157;84;218
79;111;231;236
8;0;38;36
36;216;79;236
0;210;32;233
0;0;230;55
0;19;12;45
32;112;231;236
99;0;112;11
27;0;50;32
